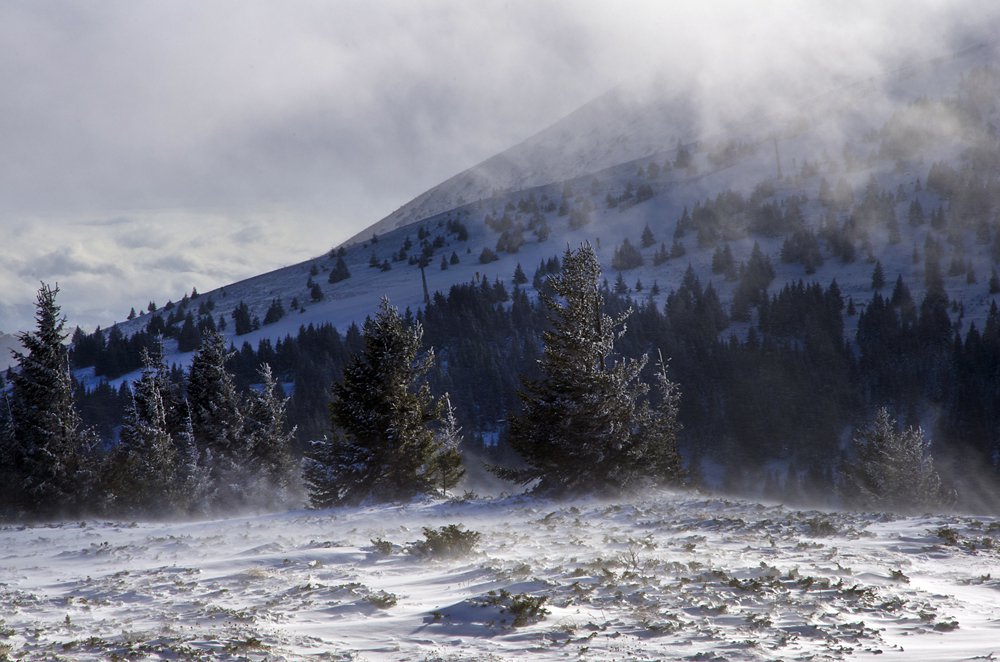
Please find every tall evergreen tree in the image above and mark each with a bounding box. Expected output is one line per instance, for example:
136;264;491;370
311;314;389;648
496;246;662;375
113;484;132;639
187;330;248;506
871;260;886;290
0;283;98;518
497;243;681;495
304;297;446;506
244;363;301;505
171;408;212;515
103;347;179;516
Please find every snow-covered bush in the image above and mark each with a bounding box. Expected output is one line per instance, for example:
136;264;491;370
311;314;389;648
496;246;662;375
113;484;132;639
409;524;481;559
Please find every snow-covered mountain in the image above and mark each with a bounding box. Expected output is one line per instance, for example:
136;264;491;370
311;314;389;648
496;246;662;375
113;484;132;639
342;87;701;246
84;39;1000;389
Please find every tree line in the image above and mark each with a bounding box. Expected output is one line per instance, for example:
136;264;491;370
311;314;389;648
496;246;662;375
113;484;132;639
0;246;686;519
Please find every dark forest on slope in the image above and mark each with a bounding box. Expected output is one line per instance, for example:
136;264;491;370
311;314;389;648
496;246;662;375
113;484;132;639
33;63;1000;509
61;256;1000;507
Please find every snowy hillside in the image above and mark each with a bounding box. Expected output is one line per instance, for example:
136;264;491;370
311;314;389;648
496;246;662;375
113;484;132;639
1;491;997;660
89;39;1000;382
343;41;995;246
342;87;701;246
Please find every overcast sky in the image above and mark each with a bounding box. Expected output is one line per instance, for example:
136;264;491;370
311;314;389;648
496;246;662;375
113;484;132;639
0;1;993;333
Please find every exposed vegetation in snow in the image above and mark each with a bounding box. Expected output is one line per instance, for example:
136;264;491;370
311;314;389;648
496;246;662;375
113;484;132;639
0;492;997;660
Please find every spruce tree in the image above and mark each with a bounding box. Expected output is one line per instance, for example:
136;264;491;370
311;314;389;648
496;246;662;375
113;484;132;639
640;224;656;248
498;243;681;495
103;347;179;516
871;260;886;290
839;407;945;513
632;353;683;480
328;256;351;284
431;395;465;495
304;297;446;506
244;363;301;505
187;330;248;506
512;263;528;285
171;408;212;514
0;283;98;518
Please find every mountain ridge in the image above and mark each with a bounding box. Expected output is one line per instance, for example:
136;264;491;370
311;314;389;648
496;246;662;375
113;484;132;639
75;39;1000;383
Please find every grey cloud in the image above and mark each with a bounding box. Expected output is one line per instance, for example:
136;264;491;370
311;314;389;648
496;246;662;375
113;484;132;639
145;255;203;274
80;216;134;228
20;248;125;280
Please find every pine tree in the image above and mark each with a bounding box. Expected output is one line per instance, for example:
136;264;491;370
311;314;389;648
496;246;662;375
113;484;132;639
839;407;945;513
431;395;465;495
104;347;178;516
305;297;446;506
187;330;248;506
640;224;656;248
871;260;886;290
611;238;643;270
232;301;254;335
328;255;351;284
243;363;301;505
263;299;285;325
632;352;683;481
497;243;681;495
512;263;528;285
171;408;212;514
0;283;99;518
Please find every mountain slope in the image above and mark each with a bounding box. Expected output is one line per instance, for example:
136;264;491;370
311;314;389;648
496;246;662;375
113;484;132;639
88;40;1000;375
343;87;700;246
65;41;1000;496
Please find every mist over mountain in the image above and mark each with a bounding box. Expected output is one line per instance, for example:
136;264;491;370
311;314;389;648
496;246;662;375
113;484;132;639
7;8;1000;659
52;29;1000;507
94;37;1000;343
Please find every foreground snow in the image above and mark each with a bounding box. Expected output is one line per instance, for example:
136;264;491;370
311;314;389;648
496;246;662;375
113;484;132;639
0;490;997;660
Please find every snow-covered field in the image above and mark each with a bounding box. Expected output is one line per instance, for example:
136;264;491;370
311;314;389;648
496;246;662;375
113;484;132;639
1;491;997;660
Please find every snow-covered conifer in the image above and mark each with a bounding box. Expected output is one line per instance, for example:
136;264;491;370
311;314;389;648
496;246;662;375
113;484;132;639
305;297;446;506
0;283;99;518
244;363;301;505
187;330;249;506
432;394;465;495
497;243;681;495
840;407;945;512
104;347;179;516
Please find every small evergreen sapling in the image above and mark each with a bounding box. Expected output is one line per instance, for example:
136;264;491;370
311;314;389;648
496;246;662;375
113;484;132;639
432;395;465;496
839;407;945;513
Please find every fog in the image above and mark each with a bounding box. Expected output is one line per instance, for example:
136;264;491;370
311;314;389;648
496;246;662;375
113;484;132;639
0;0;995;331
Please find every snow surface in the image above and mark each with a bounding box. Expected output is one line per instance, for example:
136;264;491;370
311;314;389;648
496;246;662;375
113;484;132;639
1;491;997;660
